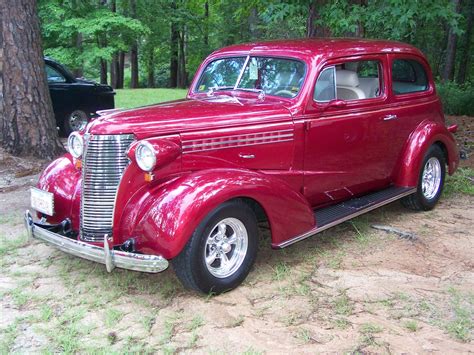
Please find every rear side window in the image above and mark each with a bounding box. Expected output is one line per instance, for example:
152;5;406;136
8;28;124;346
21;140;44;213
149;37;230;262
46;65;66;83
391;59;428;95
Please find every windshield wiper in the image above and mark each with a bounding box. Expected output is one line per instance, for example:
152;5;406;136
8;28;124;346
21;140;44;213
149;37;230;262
234;87;266;100
207;86;234;96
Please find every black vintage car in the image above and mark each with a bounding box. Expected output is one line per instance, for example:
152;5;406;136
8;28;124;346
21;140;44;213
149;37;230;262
45;58;115;136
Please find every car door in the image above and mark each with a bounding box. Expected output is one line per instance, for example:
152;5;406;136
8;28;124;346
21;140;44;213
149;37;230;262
386;54;438;179
302;55;396;207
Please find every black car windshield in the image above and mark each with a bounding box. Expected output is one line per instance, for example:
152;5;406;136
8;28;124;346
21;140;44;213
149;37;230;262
195;56;306;98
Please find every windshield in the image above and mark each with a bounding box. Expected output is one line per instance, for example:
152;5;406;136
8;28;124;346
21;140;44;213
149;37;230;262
196;57;246;92
195;56;306;98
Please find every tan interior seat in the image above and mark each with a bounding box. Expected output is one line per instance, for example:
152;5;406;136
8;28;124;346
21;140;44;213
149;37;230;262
336;70;366;100
358;77;379;98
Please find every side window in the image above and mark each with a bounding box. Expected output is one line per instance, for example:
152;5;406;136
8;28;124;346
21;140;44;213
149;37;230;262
314;60;382;102
314;67;335;101
46;65;66;83
391;59;428;94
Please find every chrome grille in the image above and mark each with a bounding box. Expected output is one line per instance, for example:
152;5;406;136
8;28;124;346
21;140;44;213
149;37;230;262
81;134;134;242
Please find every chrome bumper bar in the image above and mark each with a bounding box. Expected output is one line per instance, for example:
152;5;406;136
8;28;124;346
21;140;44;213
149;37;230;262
24;210;169;273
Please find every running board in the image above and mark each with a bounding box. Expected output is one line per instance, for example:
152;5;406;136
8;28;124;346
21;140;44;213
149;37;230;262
276;186;416;248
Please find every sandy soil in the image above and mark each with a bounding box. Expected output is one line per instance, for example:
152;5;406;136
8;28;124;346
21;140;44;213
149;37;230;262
0;117;473;353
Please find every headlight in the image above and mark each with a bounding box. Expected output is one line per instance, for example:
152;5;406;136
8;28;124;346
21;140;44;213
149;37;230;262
135;141;156;171
67;132;83;158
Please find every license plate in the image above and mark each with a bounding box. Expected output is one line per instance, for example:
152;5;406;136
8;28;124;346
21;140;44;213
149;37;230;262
31;188;54;216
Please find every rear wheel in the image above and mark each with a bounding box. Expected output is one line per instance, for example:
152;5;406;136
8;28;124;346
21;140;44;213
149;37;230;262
402;145;446;211
62;109;88;135
172;199;258;294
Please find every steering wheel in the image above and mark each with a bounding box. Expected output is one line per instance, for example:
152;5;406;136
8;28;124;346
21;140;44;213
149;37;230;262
274;89;295;98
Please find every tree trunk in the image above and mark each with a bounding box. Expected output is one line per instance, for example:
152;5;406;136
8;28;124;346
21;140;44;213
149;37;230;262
100;59;108;84
442;0;461;81
170;1;179;88
130;0;139;88
110;53;118;89
306;0;331;37
0;0;64;158
456;1;473;84
147;50;155;88
130;44;139;88
70;0;83;78
204;1;209;46
306;1;316;37
249;7;259;39
117;51;125;89
177;29;187;88
72;32;83;78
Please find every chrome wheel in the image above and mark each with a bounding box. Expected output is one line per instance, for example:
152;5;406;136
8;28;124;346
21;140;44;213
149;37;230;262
421;157;442;199
68;110;88;131
204;217;248;278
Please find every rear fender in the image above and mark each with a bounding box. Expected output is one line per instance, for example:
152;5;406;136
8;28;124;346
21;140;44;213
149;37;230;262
394;120;459;187
124;169;315;259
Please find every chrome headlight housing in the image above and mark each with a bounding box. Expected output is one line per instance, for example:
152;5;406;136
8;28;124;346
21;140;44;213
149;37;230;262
135;141;156;172
67;132;84;158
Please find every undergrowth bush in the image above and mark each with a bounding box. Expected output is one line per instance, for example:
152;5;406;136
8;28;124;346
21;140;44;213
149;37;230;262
436;81;474;116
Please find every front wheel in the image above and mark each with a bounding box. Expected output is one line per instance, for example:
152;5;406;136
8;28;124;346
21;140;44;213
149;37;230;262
172;199;258;294
402;145;446;211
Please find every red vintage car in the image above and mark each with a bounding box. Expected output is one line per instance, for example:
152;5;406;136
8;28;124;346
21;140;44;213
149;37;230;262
25;39;459;294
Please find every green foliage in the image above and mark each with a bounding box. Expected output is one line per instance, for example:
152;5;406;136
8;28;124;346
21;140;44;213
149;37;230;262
437;81;474;116
39;0;148;77
444;168;474;196
38;0;472;89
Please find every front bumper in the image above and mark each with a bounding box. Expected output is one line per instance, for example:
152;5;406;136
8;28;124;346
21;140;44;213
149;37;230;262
24;210;169;273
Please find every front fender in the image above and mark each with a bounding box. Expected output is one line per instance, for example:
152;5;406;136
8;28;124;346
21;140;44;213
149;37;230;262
394;120;459;187
120;169;314;259
36;154;82;229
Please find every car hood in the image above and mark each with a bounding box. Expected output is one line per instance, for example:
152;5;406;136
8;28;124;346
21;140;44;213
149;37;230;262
87;95;292;138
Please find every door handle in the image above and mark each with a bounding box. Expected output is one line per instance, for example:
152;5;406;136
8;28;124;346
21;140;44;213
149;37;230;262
238;153;255;159
382;114;398;121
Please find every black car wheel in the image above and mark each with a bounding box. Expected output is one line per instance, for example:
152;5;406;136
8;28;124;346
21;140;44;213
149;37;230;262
172;199;258;294
63;109;88;135
402;145;446;211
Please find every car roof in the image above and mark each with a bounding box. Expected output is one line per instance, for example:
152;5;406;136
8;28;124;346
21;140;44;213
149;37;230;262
210;38;425;61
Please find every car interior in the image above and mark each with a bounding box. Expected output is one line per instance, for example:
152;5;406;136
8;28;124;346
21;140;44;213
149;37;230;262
314;60;381;102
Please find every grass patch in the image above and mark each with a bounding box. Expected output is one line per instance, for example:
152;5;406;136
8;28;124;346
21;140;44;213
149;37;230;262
404;320;418;332
0;233;28;257
333;292;353;316
445;167;474;196
142;314;156;333
187;315;204;331
272;261;290;281
160;312;181;345
49;307;88;353
10;287;29;307
360;322;383;334
333;317;350;329
0;214;21;225
295;328;312;344
226;315;244;328
445;288;473;342
115;88;188;109
105;308;124;327
0;320;20;353
350;216;372;244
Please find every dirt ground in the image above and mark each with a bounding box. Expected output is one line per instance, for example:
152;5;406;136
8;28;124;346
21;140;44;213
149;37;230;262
0;117;473;353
